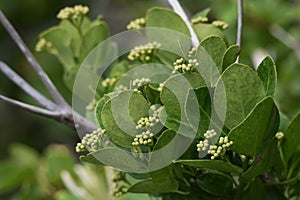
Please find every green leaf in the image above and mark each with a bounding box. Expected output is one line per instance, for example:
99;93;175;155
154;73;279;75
127;178;179;194
221;45;240;71
228;97;279;156
282;112;300;163
56;191;82;200
9;143;39;168
200;36;227;71
176;159;242;174
192;8;211;19
39;27;76;69
0;162;31;193
91;147;145;172
79;22;110;62
196;170;233;196
45;145;76;186
240;178;267;200
257;56;277;96
240;139;277;183
279;112;290;132
193;23;225;42
146;7;190;37
120;193;151;200
185;87;213;135
214;63;266;129
146;7;191;60
79;153;104;165
99;91;150;147
95;94;113;128
160;73;205;134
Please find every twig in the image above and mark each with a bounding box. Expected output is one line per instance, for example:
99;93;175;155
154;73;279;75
167;0;200;47
236;0;243;62
0;9;68;107
0;94;57;117
0;61;57;110
270;24;300;63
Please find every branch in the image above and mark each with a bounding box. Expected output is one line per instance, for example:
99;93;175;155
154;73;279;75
236;0;243;62
0;94;57;118
0;61;57;110
270;24;300;63
167;0;200;47
0;9;68;107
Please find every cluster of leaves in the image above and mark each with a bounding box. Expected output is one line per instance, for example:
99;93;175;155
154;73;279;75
37;5;300;200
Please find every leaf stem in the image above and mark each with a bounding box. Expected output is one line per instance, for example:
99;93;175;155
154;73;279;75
0;94;57;117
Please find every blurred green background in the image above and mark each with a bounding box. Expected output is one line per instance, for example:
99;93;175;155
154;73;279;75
0;0;300;199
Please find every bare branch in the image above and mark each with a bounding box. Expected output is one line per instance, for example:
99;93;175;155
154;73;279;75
0;94;57;117
270;25;300;63
0;61;57;110
167;0;199;47
236;0;243;62
0;9;68;107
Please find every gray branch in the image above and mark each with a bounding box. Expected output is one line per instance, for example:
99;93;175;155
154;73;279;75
0;61;57;110
0;94;58;117
236;0;243;62
167;0;200;47
0;9;68;107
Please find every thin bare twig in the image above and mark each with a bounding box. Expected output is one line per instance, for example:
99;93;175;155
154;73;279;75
167;0;200;47
0;61;57;110
0;9;68;107
270;24;300;63
0;94;57;117
236;0;243;62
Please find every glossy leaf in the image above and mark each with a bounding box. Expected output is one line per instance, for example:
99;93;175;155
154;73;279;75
200;36;227;71
196;170;233;196
100;91;150;147
257;56;277;96
185;87;212;135
282;112;300;163
214;63;266;129
240;139;277;183
193;23;225;42
91;147;145;172
160;73;205;134
128;179;179;194
222;45;240;71
146;7;190;37
176;159;242;174
228;97;279;156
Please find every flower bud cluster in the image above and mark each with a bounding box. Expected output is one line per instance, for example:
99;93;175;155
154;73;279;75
128;42;161;62
132;130;154;146
132;77;151;88
101;77;117;88
57;5;89;20
132;105;161;147
127;18;146;30
275;132;284;140
196;130;233;160
35;38;57;54
212;20;229;30
115;85;129;92
191;16;209;24
75;129;106;153
172;57;199;74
